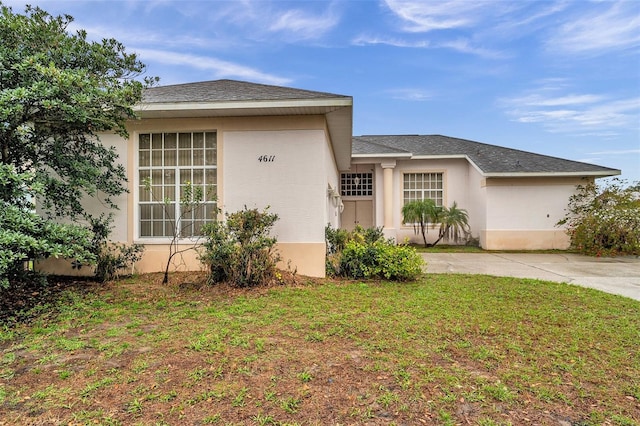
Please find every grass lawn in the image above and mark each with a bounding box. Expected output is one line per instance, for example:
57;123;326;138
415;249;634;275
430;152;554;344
0;272;638;425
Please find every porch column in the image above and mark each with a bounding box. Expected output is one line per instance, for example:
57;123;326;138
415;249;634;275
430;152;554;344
381;161;396;239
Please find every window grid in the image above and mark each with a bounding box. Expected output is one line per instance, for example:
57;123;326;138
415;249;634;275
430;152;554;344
341;173;373;197
139;132;217;238
403;173;444;206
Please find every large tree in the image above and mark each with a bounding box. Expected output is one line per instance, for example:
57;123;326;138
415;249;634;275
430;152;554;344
0;3;156;218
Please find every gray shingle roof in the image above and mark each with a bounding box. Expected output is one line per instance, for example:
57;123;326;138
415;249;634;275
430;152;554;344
143;79;350;104
353;134;620;176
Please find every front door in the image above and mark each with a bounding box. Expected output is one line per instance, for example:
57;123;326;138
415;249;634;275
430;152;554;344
342;200;373;231
340;165;374;231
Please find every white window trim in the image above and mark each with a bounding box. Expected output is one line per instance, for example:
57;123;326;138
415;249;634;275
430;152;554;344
400;170;447;229
133;130;217;244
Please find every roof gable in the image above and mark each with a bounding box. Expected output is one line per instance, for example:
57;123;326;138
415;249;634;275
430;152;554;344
353;134;620;177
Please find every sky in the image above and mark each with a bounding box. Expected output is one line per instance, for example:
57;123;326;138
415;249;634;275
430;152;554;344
6;0;640;183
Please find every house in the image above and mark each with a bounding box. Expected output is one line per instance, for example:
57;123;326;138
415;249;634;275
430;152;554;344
346;135;619;249
39;79;620;278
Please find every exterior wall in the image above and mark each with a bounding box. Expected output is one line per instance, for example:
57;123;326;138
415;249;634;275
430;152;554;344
466;165;487;246
223;128;332;276
127;115;332;277
482;177;584;250
39;115;336;278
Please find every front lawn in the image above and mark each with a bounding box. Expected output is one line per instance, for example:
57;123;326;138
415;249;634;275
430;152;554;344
1;273;638;425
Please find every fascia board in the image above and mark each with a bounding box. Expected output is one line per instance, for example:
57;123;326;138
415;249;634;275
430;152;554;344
351;153;412;159
135;98;353;112
482;170;621;178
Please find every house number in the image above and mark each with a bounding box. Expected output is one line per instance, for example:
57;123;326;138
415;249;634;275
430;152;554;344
258;155;275;163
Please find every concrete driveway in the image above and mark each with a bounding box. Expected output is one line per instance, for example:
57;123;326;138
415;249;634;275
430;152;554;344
422;252;640;302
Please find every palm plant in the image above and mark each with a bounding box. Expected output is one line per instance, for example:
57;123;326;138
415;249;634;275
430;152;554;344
401;199;442;247
433;201;470;246
402;200;470;247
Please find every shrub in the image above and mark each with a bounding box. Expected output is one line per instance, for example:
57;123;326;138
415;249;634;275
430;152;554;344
558;179;640;256
200;207;280;287
87;215;144;282
326;226;424;281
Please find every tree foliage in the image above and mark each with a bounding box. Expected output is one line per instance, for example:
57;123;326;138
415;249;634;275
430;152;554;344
0;165;94;288
0;3;156;287
0;3;156;217
401;199;471;247
558;179;640;256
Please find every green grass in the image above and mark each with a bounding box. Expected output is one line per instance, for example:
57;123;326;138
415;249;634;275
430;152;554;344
0;272;638;425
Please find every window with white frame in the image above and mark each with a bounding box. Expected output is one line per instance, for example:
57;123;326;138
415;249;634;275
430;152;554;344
403;172;444;206
340;172;373;197
138;132;217;238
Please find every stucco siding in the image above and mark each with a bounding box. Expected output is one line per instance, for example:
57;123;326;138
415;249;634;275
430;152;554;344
482;177;583;250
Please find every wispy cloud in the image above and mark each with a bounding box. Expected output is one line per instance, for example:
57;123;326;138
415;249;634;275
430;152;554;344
133;48;291;86
351;34;505;59
383;0;491;32
500;84;640;134
548;2;640;54
386;88;434;101
351;34;430;48
588;149;640;155
269;7;340;40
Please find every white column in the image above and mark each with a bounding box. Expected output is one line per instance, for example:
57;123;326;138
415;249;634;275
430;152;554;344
381;161;396;240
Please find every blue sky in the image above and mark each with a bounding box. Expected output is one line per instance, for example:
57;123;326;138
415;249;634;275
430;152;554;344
8;0;640;182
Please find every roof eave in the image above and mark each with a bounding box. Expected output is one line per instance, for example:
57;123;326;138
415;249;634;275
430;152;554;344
482;170;621;178
134;98;353;117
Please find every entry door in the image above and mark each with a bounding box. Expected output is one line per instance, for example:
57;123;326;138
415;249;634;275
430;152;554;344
342;200;373;231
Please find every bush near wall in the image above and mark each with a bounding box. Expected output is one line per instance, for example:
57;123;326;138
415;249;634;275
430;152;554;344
558;179;640;256
326;225;424;281
200;207;280;287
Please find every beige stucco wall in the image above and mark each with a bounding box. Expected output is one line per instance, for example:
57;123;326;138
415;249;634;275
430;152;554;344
38;115;337;279
127;116;333;278
481;177;584;250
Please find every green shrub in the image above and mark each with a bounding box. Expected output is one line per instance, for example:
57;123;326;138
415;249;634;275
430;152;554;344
200;207;280;287
558;179;640;256
87;215;144;282
326;226;424;281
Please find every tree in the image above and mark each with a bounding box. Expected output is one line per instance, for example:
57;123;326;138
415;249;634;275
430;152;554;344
0;164;95;288
558;179;640;256
0;4;156;286
401;199;441;247
402;199;470;247
432;201;470;247
143;178;217;284
0;3;157;218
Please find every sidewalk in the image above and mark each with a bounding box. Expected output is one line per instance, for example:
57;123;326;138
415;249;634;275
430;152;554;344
422;252;640;301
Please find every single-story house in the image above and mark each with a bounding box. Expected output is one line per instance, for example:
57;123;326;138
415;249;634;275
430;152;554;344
41;79;620;277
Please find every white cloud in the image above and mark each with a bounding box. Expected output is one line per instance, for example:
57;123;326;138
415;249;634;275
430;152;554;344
501;86;640;134
386;88;434;101
269;7;340;40
588;149;640;155
351;34;430;48
383;0;492;32
549;2;640;54
133;48;291;86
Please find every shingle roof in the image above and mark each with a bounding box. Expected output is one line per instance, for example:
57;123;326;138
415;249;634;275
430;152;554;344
143;79;350;104
353;134;620;176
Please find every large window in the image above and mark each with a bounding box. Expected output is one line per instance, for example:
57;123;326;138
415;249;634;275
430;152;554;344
138;132;217;238
403;172;443;206
341;172;373;197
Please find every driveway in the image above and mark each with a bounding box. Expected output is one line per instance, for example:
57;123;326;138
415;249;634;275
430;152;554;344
422;252;640;302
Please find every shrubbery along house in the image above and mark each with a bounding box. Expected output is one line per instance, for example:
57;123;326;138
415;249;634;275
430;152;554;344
39;79;620;278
